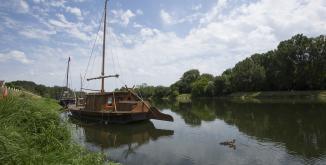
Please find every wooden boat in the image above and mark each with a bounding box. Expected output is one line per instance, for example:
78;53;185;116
69;91;173;123
59;57;75;107
68;0;173;124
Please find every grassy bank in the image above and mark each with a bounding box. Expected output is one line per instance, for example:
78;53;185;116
0;93;111;164
228;90;326;100
176;90;326;102
175;94;192;103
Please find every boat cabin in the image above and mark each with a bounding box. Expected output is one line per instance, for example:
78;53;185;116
84;91;150;112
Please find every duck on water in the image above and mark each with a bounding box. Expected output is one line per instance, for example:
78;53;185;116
67;0;173;124
219;139;236;150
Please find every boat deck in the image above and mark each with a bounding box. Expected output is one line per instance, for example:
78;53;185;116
68;105;148;114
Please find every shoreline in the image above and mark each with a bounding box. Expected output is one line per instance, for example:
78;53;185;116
175;90;326;103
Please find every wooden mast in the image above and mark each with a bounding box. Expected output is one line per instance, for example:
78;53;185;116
80;74;83;92
66;57;71;90
101;0;108;93
86;0;119;89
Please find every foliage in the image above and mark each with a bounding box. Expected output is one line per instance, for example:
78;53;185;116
172;69;200;93
191;73;214;97
153;86;170;98
230;57;266;91
214;72;232;95
0;94;111;164
6;81;70;100
134;83;156;98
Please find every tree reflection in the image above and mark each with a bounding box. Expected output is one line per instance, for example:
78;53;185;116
155;99;326;158
214;101;326;159
154;99;216;126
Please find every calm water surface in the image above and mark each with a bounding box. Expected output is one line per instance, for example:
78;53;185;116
65;99;326;165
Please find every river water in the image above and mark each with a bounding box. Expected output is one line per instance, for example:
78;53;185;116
65;99;326;165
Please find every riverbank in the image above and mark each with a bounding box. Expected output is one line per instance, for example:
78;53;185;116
228;90;326;99
0;93;114;164
176;90;326;103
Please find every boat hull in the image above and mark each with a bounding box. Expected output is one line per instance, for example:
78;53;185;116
70;110;148;124
69;107;173;124
59;99;75;108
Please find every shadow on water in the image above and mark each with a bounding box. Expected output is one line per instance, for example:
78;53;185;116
154;98;326;159
69;118;174;159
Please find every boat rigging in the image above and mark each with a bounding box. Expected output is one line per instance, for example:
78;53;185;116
68;0;173;124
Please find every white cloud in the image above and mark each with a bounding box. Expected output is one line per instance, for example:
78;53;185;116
160;9;203;25
50;0;66;8
136;9;143;15
49;14;70;28
140;28;156;37
73;0;85;2
0;50;33;64
48;14;91;41
192;4;202;11
1;16;18;29
111;9;136;26
19;28;56;40
66;6;82;18
133;22;143;28
32;0;44;4
19;0;29;13
2;0;30;13
200;0;228;24
160;9;173;25
121;10;135;25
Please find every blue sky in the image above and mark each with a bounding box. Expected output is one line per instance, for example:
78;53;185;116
0;0;325;91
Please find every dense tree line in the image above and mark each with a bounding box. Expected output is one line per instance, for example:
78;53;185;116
136;34;326;98
216;34;326;93
129;84;171;99
6;81;68;99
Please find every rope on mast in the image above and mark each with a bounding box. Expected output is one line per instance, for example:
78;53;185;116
83;8;105;84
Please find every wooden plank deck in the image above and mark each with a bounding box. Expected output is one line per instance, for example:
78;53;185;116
68;105;146;114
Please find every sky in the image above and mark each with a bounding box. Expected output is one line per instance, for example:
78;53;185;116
0;0;325;91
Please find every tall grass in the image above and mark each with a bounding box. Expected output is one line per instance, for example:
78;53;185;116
0;93;110;164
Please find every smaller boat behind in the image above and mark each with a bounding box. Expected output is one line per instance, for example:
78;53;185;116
59;57;75;108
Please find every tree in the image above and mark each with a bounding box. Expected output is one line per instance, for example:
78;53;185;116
153;86;170;98
307;35;326;89
230;58;266;91
191;73;214;97
136;84;155;98
177;69;200;93
214;74;232;96
204;81;215;97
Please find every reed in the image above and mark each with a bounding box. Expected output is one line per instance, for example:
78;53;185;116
0;93;114;164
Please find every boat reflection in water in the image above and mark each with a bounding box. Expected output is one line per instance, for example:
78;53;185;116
70;119;174;159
